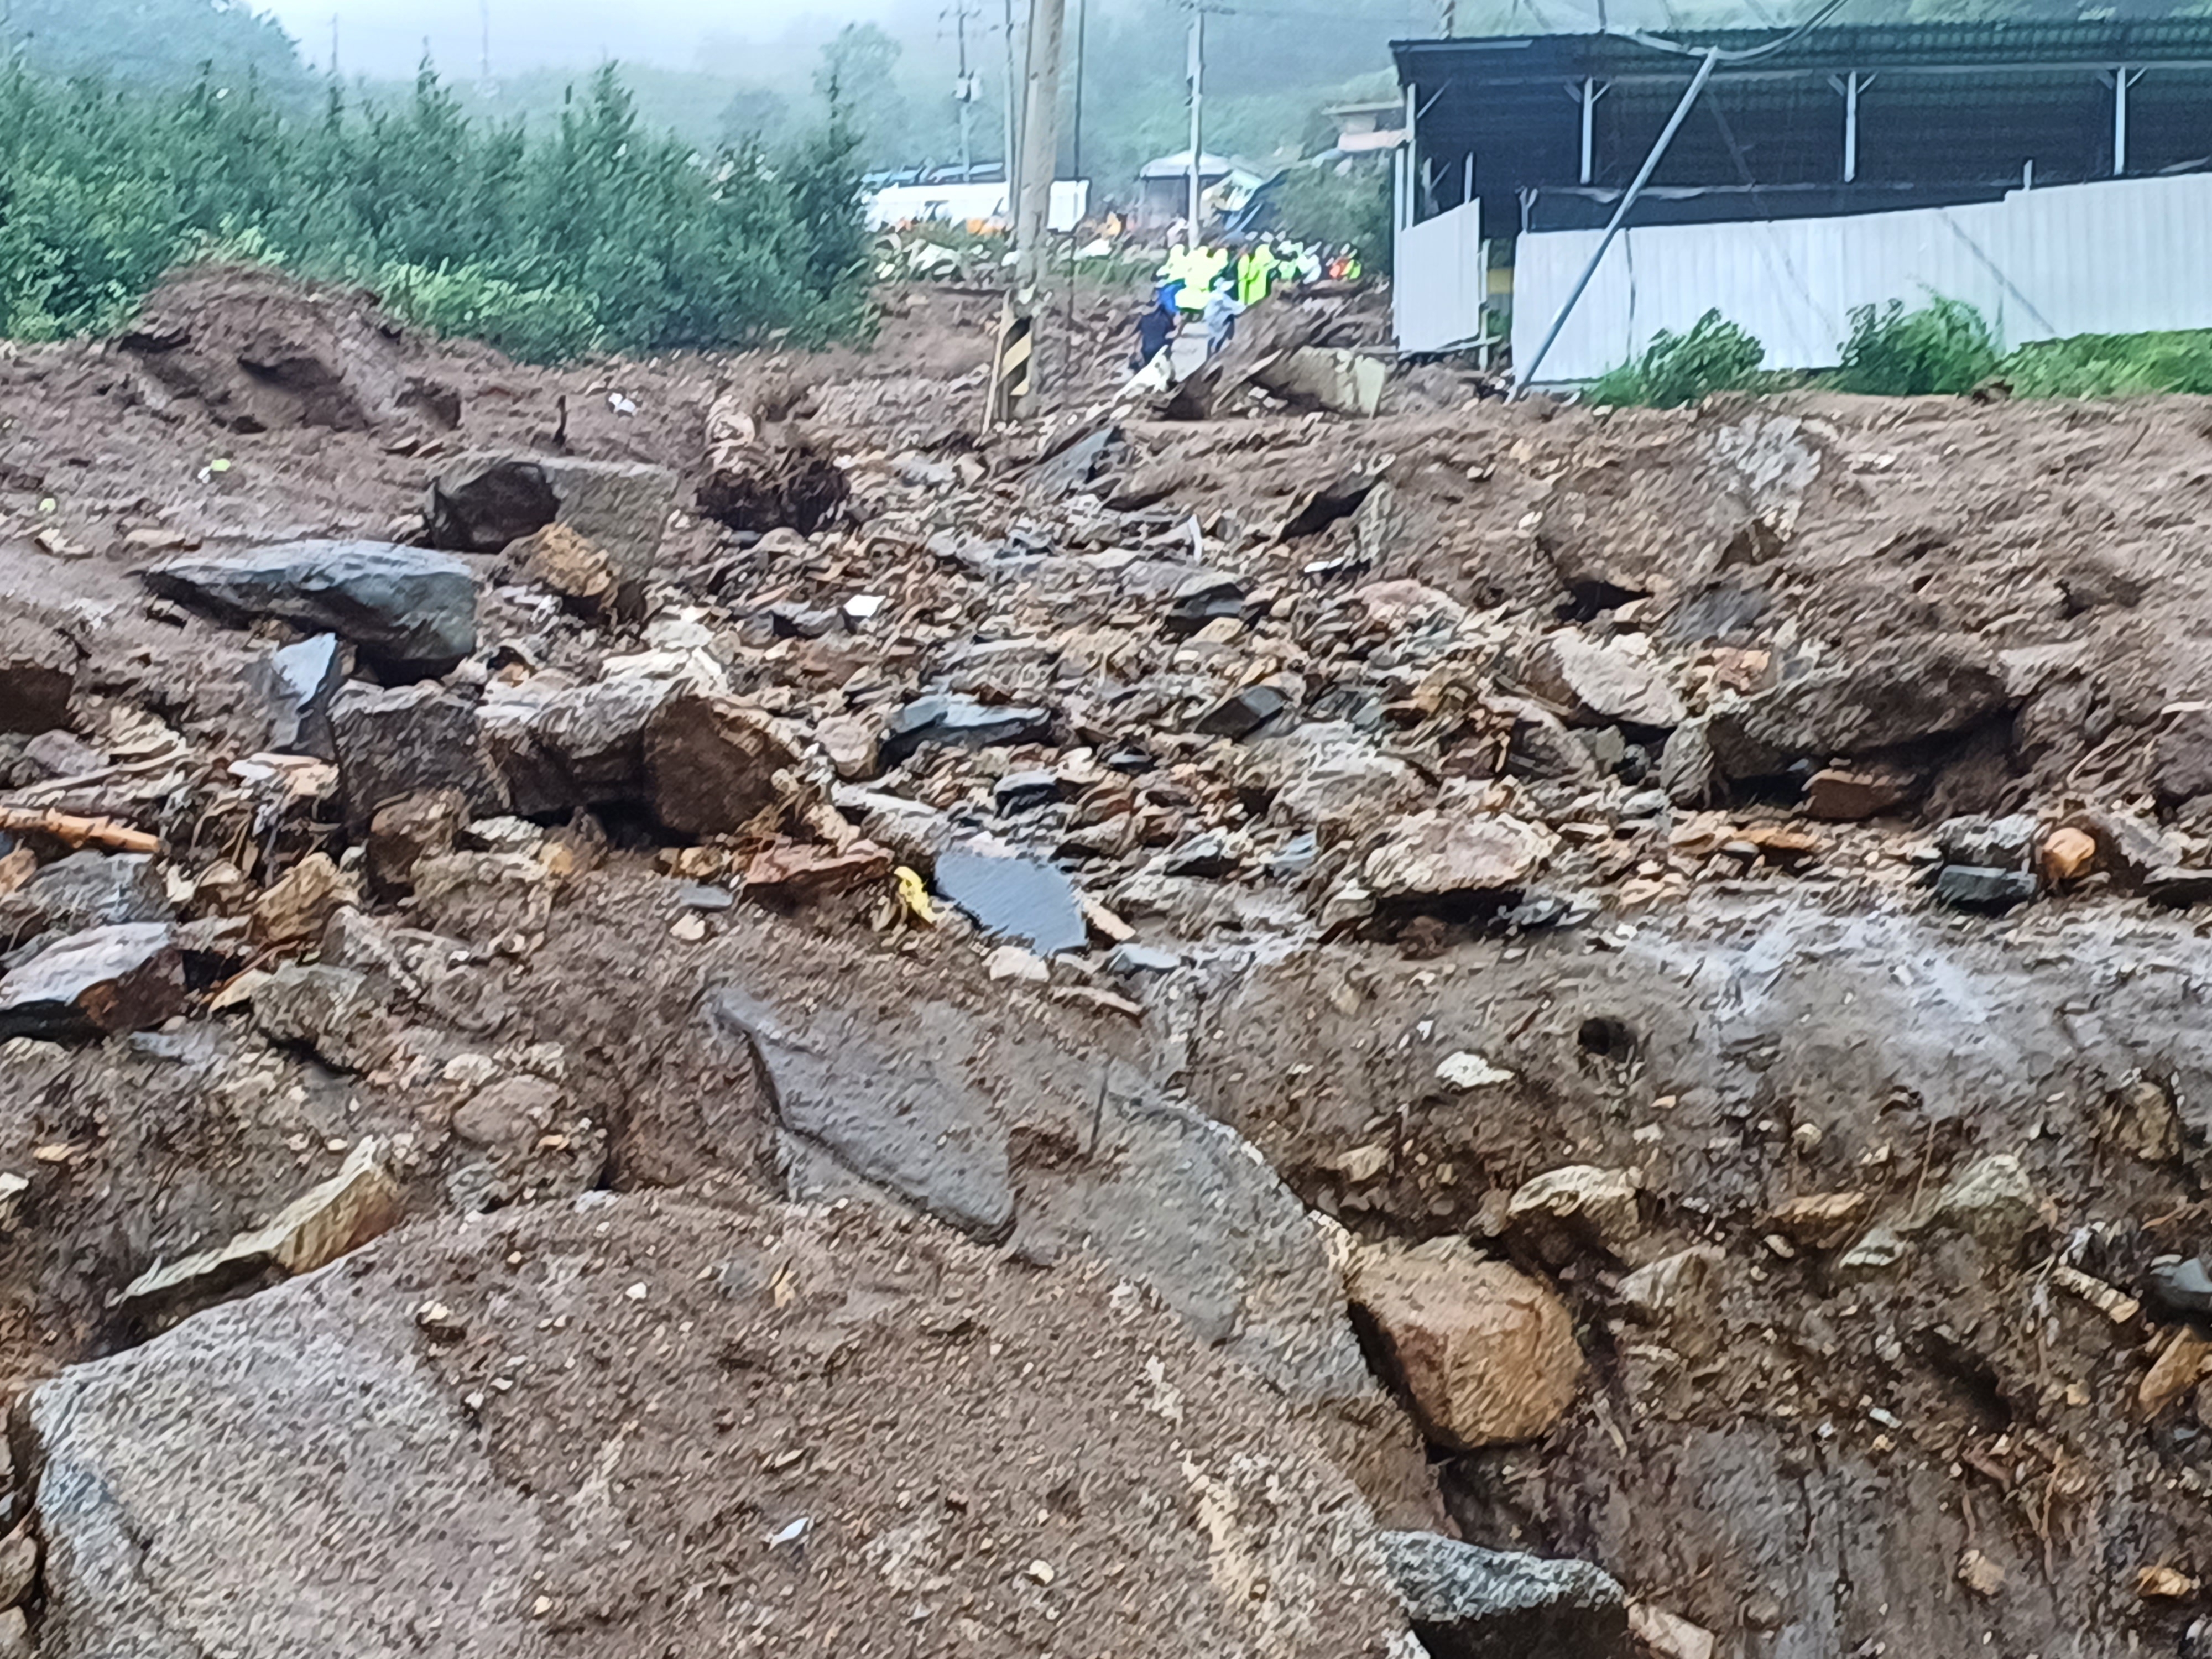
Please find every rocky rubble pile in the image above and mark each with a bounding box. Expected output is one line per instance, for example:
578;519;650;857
5;272;2212;1659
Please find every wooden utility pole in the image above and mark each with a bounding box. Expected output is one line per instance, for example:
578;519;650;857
986;0;1070;422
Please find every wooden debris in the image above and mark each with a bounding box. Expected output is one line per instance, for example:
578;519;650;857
0;807;158;854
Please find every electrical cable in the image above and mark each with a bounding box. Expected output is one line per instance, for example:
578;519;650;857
1617;0;1850;64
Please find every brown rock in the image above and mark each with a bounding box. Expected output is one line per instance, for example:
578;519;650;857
1504;1165;1642;1263
2140;1331;2212;1421
1524;630;1684;729
645;692;802;837
250;853;357;953
118;1139;400;1322
1767;1191;1874;1251
515;522;615;614
2040;826;2098;886
410;852;552;942
1733;822;1823;867
1804;764;1920;821
1348;1238;1583;1449
1363;812;1548;904
1630;1602;1716;1659
452;1074;561;1149
1957;1550;2005;1600
0;613;81;734
2109;1077;2183;1165
816;712;882;781
366;790;468;900
2136;1565;2199;1601
1615;1246;1723;1361
741;837;894;899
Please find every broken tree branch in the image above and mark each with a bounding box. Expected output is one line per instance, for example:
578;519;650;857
0;807;161;854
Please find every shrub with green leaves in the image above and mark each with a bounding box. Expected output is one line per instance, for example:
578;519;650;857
0;62;872;362
2002;330;2212;398
1587;310;1765;408
1834;295;1997;397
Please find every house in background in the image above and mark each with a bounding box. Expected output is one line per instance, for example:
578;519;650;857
1323;98;1408;155
1135;151;1272;232
1389;20;2212;376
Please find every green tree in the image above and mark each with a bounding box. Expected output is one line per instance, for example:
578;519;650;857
0;59;874;361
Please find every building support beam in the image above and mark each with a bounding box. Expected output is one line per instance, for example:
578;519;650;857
1401;81;1422;227
1827;71;1871;182
1517;48;1721;395
1576;77;1611;184
2111;65;2142;175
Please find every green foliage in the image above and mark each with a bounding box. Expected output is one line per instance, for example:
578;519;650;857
2002;330;2212;398
1588;310;1766;408
374;263;604;363
0;60;873;362
1267;157;1392;260
1835;295;1999;395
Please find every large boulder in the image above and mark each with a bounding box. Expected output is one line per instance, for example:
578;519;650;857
1383;1531;1629;1659
145;541;477;681
0;923;184;1041
1348;1239;1584;1449
709;980;1380;1415
0;613;81;733
1704;635;2010;779
428;453;677;581
28;1194;1410;1659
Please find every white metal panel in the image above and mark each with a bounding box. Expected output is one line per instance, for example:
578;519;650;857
1501;174;2212;382
867;180;1089;232
1394;198;1488;353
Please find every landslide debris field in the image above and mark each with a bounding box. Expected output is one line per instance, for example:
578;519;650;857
6;264;2212;1659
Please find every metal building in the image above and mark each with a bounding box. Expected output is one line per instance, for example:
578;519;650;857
1390;20;2212;373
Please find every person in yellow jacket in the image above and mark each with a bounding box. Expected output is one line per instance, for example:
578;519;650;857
1237;239;1275;307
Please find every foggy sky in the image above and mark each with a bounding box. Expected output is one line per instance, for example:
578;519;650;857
256;0;899;79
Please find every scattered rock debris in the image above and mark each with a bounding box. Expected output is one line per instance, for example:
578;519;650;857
0;264;2208;1658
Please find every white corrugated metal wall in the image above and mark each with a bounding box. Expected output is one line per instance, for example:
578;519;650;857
1497;174;2212;382
1394;198;1488;353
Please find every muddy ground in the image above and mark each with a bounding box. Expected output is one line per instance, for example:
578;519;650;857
2;263;2211;1659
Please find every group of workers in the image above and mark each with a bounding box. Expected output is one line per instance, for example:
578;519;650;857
1132;237;1365;378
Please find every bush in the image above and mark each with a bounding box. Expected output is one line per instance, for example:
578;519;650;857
1587;309;1765;408
2002;330;2212;398
374;263;605;362
0;61;872;362
1835;295;1997;396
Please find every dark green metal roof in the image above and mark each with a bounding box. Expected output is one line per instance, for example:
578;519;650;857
1394;18;2212;82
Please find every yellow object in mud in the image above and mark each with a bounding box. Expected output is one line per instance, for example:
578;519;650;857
894;865;938;926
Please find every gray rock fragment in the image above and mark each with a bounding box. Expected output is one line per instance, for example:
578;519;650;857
146;541;477;679
248;633;345;759
0;923;183;1041
1382;1530;1629;1659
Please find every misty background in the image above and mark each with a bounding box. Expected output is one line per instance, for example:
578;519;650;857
0;0;2162;212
